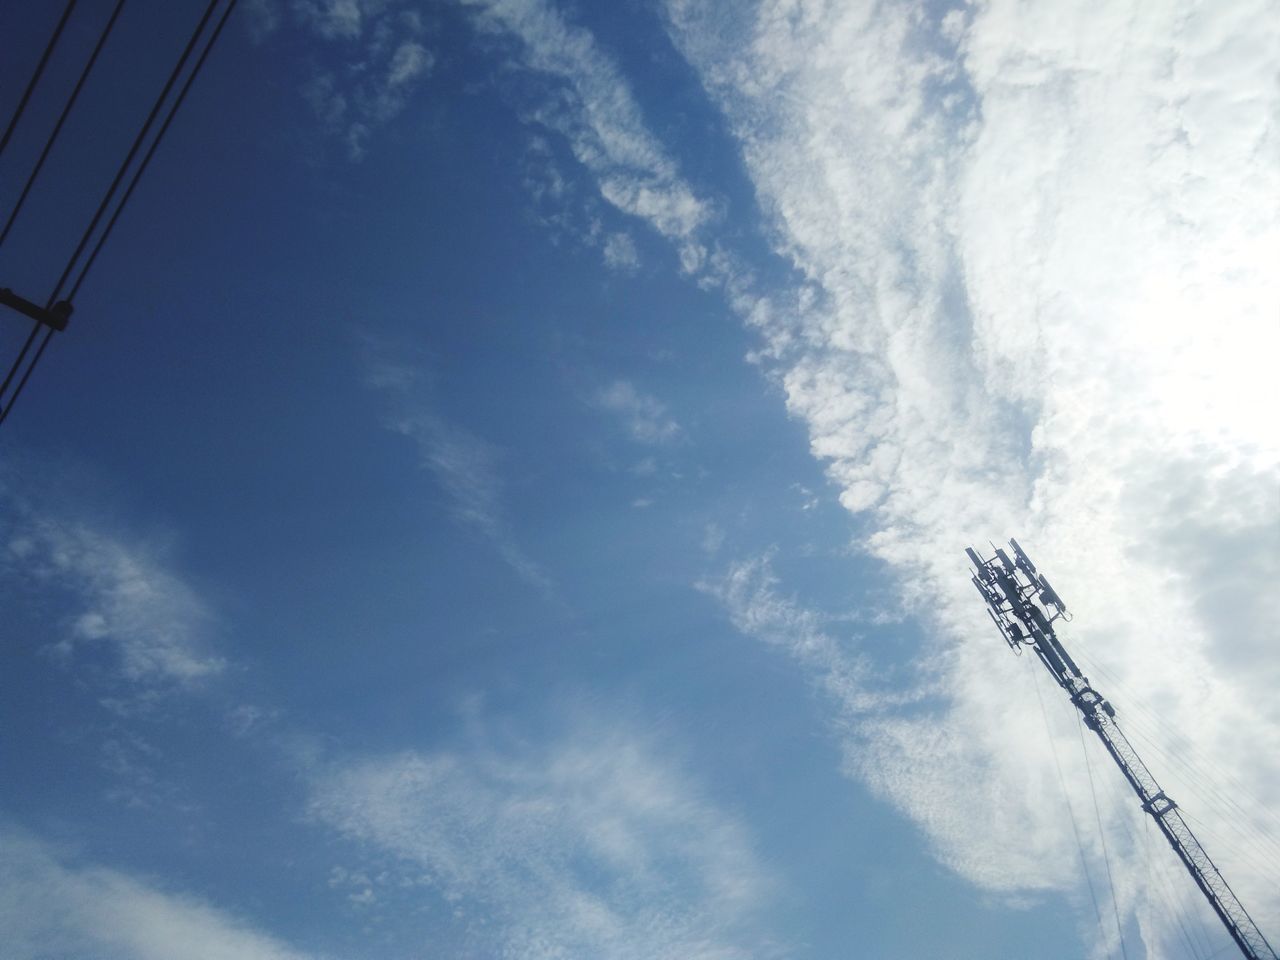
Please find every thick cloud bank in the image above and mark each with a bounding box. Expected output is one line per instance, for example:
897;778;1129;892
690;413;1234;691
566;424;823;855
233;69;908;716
664;0;1280;954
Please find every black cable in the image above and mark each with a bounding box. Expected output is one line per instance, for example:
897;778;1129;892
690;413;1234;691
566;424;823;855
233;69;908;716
0;320;40;400
1;0;238;427
0;0;78;162
68;0;238;303
0;0;127;250
0;326;52;425
48;0;223;308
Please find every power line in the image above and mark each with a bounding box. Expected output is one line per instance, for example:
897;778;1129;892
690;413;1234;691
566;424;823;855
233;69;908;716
0;0;128;249
0;320;39;406
0;0;79;162
0;327;54;427
48;0;226;307
69;0;239;303
1;0;239;427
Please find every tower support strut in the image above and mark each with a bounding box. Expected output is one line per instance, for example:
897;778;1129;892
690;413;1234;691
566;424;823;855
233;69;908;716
966;540;1277;960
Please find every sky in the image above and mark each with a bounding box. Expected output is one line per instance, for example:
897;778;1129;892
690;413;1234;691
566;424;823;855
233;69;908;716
0;1;1277;958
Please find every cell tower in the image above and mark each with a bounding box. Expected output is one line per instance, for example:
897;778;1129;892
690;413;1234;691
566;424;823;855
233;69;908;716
966;540;1277;960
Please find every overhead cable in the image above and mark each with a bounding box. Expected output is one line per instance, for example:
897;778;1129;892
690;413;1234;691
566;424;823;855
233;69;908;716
1;0;238;426
69;0;239;303
0;0;79;162
0;0;128;249
0;319;40;403
48;0;226;307
0;329;55;426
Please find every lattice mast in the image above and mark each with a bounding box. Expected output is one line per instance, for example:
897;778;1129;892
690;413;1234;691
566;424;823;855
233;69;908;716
966;540;1277;960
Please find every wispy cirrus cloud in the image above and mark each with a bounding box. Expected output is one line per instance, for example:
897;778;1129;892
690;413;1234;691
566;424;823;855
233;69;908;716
460;0;711;272
261;0;709;264
251;0;435;159
0;826;311;960
704;551;1078;890
594;380;681;446
601;230;640;272
0;466;230;813
0;482;224;688
364;350;552;592
308;721;777;960
702;554;925;720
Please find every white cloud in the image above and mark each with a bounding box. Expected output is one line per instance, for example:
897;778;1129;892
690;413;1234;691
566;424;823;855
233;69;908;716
292;0;363;40
392;414;549;591
271;1;435;159
660;0;1280;952
594;380;681;445
706;554;1067;899
308;723;774;960
701;522;725;555
517;134;614;251
0;484;224;687
460;0;711;269
364;350;552;592
226;703;275;738
0;827;311;960
386;40;432;88
242;0;283;41
602;230;640;271
702;555;926;720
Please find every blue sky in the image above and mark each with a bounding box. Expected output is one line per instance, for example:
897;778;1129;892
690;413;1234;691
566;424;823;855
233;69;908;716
2;2;1278;958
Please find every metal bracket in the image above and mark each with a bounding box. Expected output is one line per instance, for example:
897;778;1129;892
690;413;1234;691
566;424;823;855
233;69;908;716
0;287;72;331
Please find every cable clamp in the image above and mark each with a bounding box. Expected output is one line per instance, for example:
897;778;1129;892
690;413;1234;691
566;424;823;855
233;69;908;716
0;288;71;331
